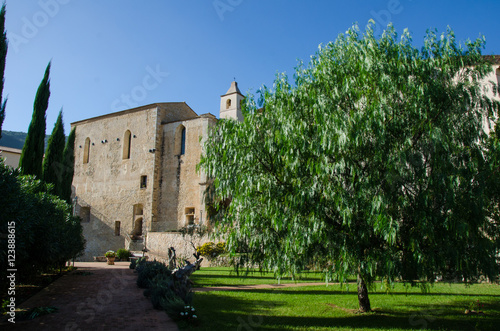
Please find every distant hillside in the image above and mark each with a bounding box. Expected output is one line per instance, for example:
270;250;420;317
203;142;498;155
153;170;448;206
0;130;50;150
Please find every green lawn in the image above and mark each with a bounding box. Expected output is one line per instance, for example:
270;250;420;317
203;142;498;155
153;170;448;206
185;268;500;330
191;267;328;287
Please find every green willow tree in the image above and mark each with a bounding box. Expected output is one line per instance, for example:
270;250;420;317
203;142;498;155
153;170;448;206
200;24;500;312
0;3;8;139
19;62;51;177
60;127;76;203
42;109;65;195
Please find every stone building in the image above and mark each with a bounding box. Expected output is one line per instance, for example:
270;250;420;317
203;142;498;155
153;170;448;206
71;81;243;261
0;146;22;168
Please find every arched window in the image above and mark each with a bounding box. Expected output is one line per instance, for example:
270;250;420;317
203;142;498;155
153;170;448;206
181;127;186;155
123;130;131;159
174;125;186;155
83;137;90;164
132;204;144;238
496;67;500;89
226;98;231;109
122;130;132;160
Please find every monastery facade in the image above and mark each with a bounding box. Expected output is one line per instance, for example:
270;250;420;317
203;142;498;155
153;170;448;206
71;81;243;261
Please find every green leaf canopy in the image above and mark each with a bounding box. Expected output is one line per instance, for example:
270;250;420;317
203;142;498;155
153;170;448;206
200;23;500;296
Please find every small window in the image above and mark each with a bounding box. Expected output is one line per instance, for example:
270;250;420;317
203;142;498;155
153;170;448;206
83;138;91;164
123;130;132;160
134;204;144;216
185;207;195;225
496;67;500;90
115;221;121;236
140;175;147;189
180;127;186;155
80;207;91;223
174;125;186;156
226;98;231;109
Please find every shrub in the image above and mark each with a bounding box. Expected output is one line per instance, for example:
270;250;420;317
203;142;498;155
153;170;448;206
147;272;173;309
116;248;131;261
131;257;147;270
196;242;226;260
136;261;171;289
0;159;85;290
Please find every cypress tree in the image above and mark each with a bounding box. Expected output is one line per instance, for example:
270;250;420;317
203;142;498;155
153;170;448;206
19;62;51;177
42;109;65;194
0;3;8;139
61;127;76;203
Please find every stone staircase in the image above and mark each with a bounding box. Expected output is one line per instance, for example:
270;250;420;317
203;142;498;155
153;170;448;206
125;234;145;252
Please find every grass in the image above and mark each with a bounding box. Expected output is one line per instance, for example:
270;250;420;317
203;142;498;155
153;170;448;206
191;267;334;287
185;268;500;330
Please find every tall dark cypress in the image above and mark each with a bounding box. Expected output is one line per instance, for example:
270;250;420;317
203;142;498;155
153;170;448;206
0;3;8;139
42;109;65;194
61;127;75;203
19;62;51;178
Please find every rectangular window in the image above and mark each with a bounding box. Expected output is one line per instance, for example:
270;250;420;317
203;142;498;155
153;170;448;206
185;207;195;225
140;175;147;189
80;207;91;223
115;221;121;236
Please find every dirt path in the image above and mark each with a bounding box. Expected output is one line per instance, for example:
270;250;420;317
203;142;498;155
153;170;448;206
1;262;178;331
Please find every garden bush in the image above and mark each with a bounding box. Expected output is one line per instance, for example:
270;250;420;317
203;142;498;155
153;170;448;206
116;248;131;261
136;261;171;289
133;258;199;323
0;160;85;291
146;272;174;309
196;242;226;260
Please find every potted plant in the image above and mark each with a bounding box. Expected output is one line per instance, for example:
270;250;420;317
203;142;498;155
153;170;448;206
105;250;116;265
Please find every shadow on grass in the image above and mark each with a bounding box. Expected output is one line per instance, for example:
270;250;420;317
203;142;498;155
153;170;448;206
190;291;500;331
200;287;500;299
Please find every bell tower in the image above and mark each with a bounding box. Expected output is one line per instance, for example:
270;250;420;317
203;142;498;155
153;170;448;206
220;81;244;121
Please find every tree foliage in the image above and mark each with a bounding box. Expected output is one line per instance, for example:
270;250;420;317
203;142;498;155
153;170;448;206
61;127;76;204
0;159;85;289
200;23;500;311
0;3;8;139
19;62;51;178
42;110;65;195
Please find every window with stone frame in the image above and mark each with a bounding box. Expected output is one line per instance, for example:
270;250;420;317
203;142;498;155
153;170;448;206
140;175;147;189
83;138;91;164
174;124;187;156
115;221;121;236
123;130;132;159
185;207;195;225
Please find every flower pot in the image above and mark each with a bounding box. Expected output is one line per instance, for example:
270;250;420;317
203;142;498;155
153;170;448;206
106;257;115;265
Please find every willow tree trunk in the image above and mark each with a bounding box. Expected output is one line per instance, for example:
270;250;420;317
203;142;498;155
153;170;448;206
357;273;371;312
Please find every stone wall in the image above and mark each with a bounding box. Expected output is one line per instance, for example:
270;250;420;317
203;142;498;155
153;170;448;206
146;231;211;265
72;105;159;260
71;103;215;261
154;114;216;231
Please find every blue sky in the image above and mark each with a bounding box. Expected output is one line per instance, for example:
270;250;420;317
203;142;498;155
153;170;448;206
2;0;500;134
